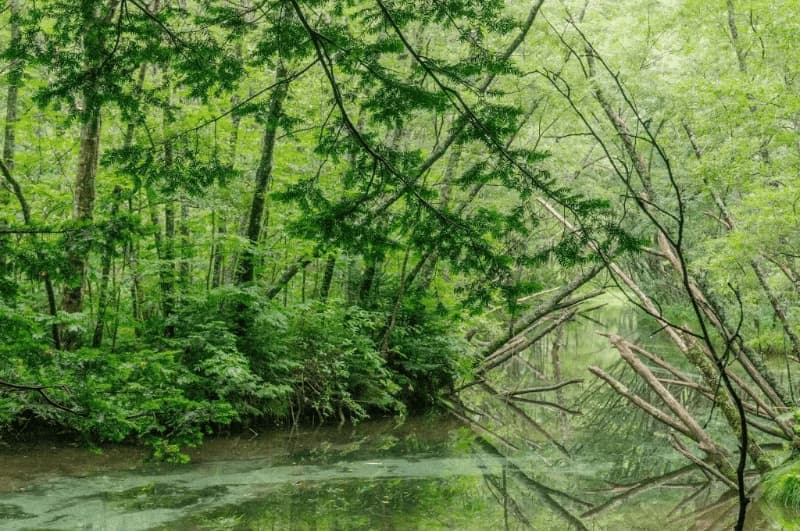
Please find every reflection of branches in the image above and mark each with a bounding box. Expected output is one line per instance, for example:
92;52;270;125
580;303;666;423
499;379;585;397
581;464;697;518
474;435;589;531
478;382;569;456
442;400;519;452
473;452;533;528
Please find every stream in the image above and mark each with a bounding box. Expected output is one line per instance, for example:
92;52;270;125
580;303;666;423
0;295;794;530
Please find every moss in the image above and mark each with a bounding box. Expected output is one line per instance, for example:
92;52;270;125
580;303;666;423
763;460;800;512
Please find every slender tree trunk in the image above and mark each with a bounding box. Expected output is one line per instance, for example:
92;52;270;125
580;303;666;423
92;186;122;347
123;63;147;332
3;0;21;172
163;194;176;337
211;215;226;288
61;109;100;316
381;248;411;354
0;0;60;349
726;0;748;74
179;199;190;294
319;254;336;300
358;258;377;306
236;64;289;284
751;260;800;358
550;324;567;429
211;67;244;289
61;1;119;347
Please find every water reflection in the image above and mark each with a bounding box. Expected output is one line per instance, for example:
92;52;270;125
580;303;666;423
0;294;794;529
0;412;790;530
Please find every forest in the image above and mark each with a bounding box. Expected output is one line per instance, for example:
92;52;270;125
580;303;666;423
0;0;798;529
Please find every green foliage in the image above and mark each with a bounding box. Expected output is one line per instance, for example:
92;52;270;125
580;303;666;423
0;279;474;460
387;298;473;408
763;459;800;512
279;301;401;420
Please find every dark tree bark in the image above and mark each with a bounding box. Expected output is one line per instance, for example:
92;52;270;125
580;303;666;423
163;193;176;337
92;186;122;347
319;254;336;300
358;258;377;306
236;64;289;284
61;1;121;348
179;199;190;294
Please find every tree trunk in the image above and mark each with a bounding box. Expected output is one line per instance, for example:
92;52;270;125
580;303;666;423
0;0;60;349
163;194;176;337
179;199;190;294
319;254;336;300
358;258;377;306
92;186;122;347
3;0;21;172
211;214;226;288
236;64;289;284
61;109;100;318
61;1;120;348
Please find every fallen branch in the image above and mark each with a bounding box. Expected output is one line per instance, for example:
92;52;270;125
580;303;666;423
500;379;584;396
506;396;581;415
670;434;737;490
588;366;696;439
0;380;83;416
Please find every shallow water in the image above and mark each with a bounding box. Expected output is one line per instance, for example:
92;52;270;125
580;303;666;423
0;414;789;530
0;417;532;530
0;295;794;529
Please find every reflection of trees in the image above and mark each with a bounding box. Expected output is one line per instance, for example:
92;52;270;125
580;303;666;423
167;476;502;530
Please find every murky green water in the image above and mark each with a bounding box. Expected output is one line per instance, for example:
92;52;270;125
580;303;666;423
0;415;789;530
0;417;553;530
0;295;794;529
